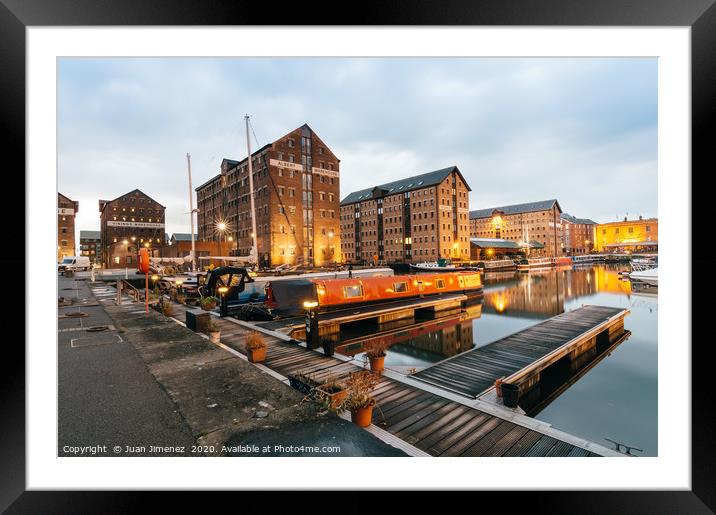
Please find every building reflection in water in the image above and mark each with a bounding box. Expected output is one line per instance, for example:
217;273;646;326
337;302;482;364
482;265;631;319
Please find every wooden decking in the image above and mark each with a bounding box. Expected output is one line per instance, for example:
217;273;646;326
411;305;629;398
166;301;614;457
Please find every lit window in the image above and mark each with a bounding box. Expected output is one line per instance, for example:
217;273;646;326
343;285;364;299
393;281;408;293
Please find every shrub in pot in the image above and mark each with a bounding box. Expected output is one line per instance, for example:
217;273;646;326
287;370;319;395
207;319;221;344
245;331;267;363
314;376;347;411
161;299;174;317
337;370;380;427
363;340;390;374
200;295;218;311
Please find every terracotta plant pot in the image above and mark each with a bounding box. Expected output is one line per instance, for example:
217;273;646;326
495;378;504;398
316;385;347;411
209;331;221;344
247;347;266;363
369;355;385;374
201;302;216;311
162;306;174;317
351;405;374;428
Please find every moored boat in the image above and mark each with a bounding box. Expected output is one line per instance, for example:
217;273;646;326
516;257;554;271
265;271;483;316
629;267;658;286
410;257;458;272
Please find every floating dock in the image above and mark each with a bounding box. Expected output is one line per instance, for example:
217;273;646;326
162;300;622;457
411;305;630;400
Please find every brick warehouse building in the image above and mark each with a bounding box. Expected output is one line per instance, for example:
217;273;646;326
79;230;101;265
340;166;472;264
195;123;340;268
470;199;564;257
560;213;597;255
58;193;78;261
99;189;166;267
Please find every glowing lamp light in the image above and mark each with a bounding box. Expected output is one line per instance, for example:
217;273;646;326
303;300;319;309
123;240;129;245
151;274;159;281
217;286;229;295
217;222;227;231
175;280;183;286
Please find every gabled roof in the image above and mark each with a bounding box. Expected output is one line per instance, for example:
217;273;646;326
340;166;470;205
470;199;561;219
195;144;273;191
99;188;165;212
171;233;198;242
561;213;597;225
470;238;521;249
80;230;100;240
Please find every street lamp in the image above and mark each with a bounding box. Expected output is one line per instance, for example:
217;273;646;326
217;285;229;317
303;300;319;350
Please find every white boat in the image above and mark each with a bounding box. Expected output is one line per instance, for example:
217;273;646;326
410;259;458;272
516;257;555;271
478;259;517;272
629;267;658;286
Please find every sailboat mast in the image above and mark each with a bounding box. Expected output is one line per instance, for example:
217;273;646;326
245;115;258;265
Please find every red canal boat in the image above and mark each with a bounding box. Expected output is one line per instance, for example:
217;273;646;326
265;271;483;316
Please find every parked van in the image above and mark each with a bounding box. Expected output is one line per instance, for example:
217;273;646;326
58;256;91;272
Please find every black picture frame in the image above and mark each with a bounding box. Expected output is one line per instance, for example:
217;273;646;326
3;0;710;510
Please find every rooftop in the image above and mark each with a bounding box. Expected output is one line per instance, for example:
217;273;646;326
80;230;100;240
561;213;597;225
470;237;545;249
470;199;561;219
340;166;470;205
171;233;198;242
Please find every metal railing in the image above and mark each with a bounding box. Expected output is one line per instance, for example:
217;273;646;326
118;279;141;303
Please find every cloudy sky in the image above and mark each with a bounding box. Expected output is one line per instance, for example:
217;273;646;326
58;57;657;243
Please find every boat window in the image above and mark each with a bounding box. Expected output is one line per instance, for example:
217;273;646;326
393;281;408;293
435;279;445;289
343;285;364;299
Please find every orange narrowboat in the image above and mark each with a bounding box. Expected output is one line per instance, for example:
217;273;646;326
265;271;483;316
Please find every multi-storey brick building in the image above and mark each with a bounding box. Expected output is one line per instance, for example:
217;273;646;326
340;166;471;264
79;230;100;265
99;189;166;267
470;199;564;257
561;213;597;255
594;216;658;253
196;124;340;268
58;193;78;260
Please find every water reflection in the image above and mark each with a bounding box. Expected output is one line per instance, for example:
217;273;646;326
337;264;657;455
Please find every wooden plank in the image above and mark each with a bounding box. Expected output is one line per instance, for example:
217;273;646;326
545;441;574;457
524;436;559;457
474;425;531;457
415;411;489;452
566;447;591;458
386;399;451;434
378;394;441;427
438;417;503;457
401;405;473;445
501;430;543;457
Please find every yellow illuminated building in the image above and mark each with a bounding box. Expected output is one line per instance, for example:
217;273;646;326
594;216;658;252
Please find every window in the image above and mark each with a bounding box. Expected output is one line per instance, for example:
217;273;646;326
288;138;295;148
343;285;364;299
435;279;445;289
646;226;651;232
393;281;408;293
628;227;634;233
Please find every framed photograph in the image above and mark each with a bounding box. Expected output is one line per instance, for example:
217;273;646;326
4;0;710;510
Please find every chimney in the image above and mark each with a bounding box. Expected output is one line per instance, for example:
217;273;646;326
639;215;643;220
624;216;627;222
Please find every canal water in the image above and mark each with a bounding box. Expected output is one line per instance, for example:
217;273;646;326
337;264;658;456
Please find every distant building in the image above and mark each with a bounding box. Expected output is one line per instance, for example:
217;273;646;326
79;230;101;265
340;166;472;264
470;199;564;257
195;123;340;268
469;237;544;261
561;213;597;255
170;233;198;245
99;189;166;267
594;216;658;253
58;193;78;260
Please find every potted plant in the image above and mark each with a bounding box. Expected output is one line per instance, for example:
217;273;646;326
161;298;174;317
314;375;347;411
200;295;218;311
206;319;221;344
245;331;267;363
339;370;380;427
363;340;390;374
